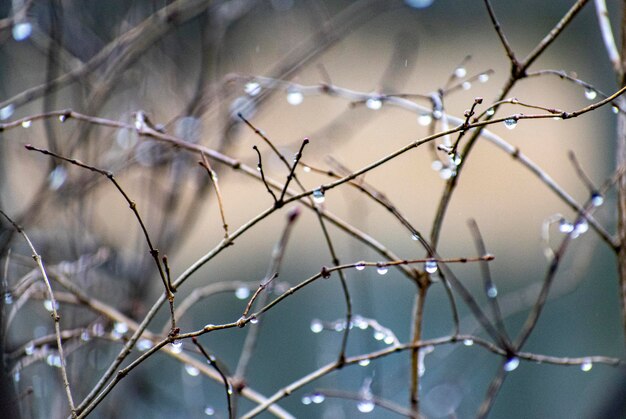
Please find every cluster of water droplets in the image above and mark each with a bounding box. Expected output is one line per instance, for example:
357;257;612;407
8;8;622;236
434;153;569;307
310;315;398;346
558;217;589;239
301;392;326;405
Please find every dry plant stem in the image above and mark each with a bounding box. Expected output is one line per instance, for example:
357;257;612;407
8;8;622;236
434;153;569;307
192;338;234;419
199;152;229;238
235;208;300;382
240;333;623;418
618;0;626;349
595;0;622;78
431;0;591;248
240;116;353;361
409;284;427;413
253;145;279;203
23;145;177;325
476;365;506;419
0;210;76;417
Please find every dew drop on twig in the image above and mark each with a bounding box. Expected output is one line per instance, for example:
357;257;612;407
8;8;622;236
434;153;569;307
503;356;520;372
357;399;375;413
424;260;438;274
310;319;323;333
580;359;593;372
376;264;388;275
584;88;597;100
365;97;382;110
418;113;432;126
312;188;325;204
287;90;304;106
504;118;518;130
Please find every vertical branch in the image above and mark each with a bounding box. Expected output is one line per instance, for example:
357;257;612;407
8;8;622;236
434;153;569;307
0;210;76;417
409;283;427;414
617;0;626;347
199;152;229;238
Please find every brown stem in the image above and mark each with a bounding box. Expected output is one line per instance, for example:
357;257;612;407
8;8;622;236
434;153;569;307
618;0;626;349
409;283;427;414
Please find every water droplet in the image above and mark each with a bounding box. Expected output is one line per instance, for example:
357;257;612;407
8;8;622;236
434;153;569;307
4;292;13;304
559;219;574;233
411;234;420;241
92;323;105;337
301;395;312;405
424;260;438;274
486;285;498;298
373;331;385;341
79;330;90;342
48;166;67;190
376;264;388;275
13;371;20;383
503;356;520;372
580;359;593;372
454;67;467;78
432;109;443;120
504;118;517;129
235;287;250;300
573;219;589;237
383;335;395;345
365;97;382;110
431;160;443;171
486;107;495;116
478;73;490;83
12;22;32;41
418;113;432;126
462;81;471;90
58;114;68;122
21;120;31;128
25;342;35;355
249;316;259;324
310;319;323;333
591;193;604;207
43;299;59;312
185;364;200;376
439;167;453;180
136;338;153;351
312;188;325;204
449;152;462;166
113;322;128;337
244;82;261;96
302;165;311;173
311;393;325;404
358;359;371;367
46;354;61;368
357;399;375;413
0;104;14;120
355;262;366;271
287;90;304;106
404;0;434;8
584;88;597;100
463;338;474;346
171;340;183;353
613;105;620;114
204;406;215;415
333;322;345;332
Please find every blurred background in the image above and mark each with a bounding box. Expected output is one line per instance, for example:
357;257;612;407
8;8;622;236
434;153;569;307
1;0;625;417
